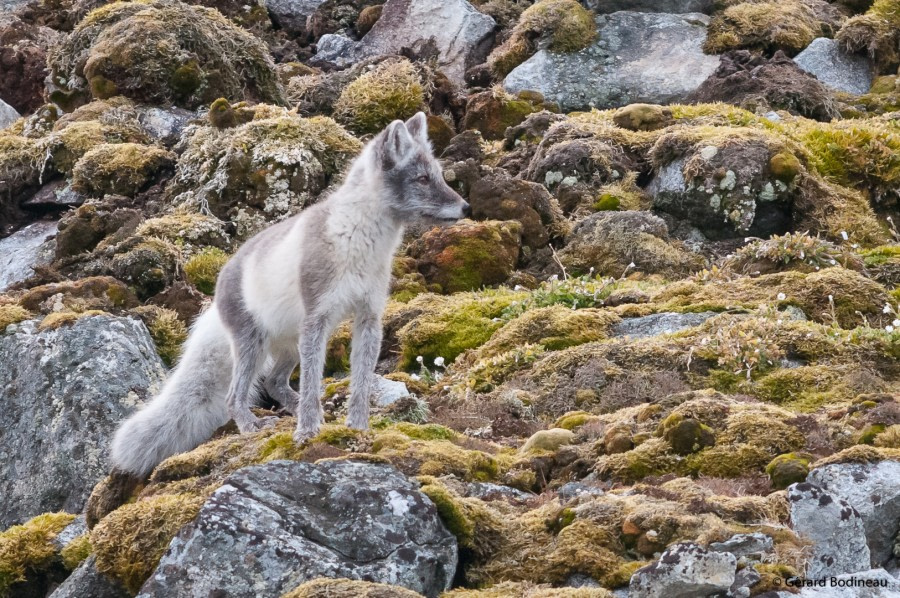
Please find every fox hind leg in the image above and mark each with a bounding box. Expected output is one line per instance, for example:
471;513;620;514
225;327;277;433
263;347;300;415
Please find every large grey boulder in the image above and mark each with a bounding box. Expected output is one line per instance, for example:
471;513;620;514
787;482;871;579
808;460;900;566
138;460;458;598
0;315;165;527
503;12;720;112
0;98;19;129
793;38;873;95
313;0;496;84
264;0;326;37
585;0;713;12
629;542;736;598
0;220;57;292
49;556;129;598
789;569;900;598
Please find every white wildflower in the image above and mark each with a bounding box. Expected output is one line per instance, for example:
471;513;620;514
884;304;893;314
887;326;896;333
434;356;445;368
840;231;848;240
416;355;424;364
777;292;786;301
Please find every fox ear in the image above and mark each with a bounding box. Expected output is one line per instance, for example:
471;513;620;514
404;112;429;145
381;119;416;169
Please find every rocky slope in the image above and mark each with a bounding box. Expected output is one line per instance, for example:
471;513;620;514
1;0;899;596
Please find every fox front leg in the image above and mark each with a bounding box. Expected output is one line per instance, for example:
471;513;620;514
294;315;331;443
346;307;383;430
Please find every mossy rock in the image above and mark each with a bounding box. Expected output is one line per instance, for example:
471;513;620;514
130;305;188;366
704;0;829;56
553;411;598;431
136;213;232;254
462;88;546;141
91;493;205;593
0;512;75;594
520;428;575;454
475;306;619;361
72;142;175;197
408;220;523;294
110;238;181;299
395;289;525;369
282;578;422;598
657;413;716;456
333;58;425;135
170;109;360;239
837;0;900;74
0;132;44;198
488;0;597;77
765;452;812;489
19;276;139;314
612;104;672;132
47;0;284;108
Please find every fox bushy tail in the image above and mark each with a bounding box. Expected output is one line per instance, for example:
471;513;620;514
111;306;233;477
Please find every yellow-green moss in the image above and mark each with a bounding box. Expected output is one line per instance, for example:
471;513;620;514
71;142;174;197
390;422;457;441
475;306;619;361
60;534;92;571
520;428;575;454
38;310;106;331
489;0;597;77
282;577;423;598
553;411;599;431
704;1;822;55
184;247;229;295
0;305;33;331
766;453;811;489
373;435;501;482
657;413;716;456
444;582;614;597
684;443;773;477
91;493;205;593
145;308;188;366
333;59;425;135
837;0;900;73
0;513;75;593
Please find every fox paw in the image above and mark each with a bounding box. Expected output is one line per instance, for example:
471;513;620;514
293;427;320;444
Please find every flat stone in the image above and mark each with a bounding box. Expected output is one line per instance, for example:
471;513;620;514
793;38;873;95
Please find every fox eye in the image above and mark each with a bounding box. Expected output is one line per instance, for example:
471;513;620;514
417;175;429;184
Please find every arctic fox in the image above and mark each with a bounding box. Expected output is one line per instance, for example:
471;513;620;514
111;112;470;477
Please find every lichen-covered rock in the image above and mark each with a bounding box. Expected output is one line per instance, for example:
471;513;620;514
648;128;800;238
265;0;327;37
787;482;871;578
408;220;522;293
807;460;900;566
791;568;900;598
71;143;175;197
46;0;283;110
313;0;496;85
169;108;360;238
503;12;719;112
48;555;129;598
794;37;874;95
137;460;457;598
686;50;840;121
555;211;704;278
629;542;736;598
0;315;165;528
467;169;565;252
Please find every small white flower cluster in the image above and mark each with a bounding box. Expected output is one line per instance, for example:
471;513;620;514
883;303;900;333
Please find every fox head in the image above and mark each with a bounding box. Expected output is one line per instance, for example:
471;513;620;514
376;112;470;224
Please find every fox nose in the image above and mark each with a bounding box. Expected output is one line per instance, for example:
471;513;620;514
462;202;471;218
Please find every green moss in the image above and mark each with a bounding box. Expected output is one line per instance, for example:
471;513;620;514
465;344;547;393
283;578;423;598
858;423;887;445
837;0;900;74
612;104;671;132
765;453;811;489
684;443;772;477
657;413;716;455
373;436;501;482
170;60;202;98
256;432;305;462
420;483;475;546
862;245;900;267
750;366;847;410
184;248;229;295
488;0;596;76
91;493;205;594
553;411;597;431
396;290;524;369
391;423;457;441
592;194;620;211
60;534;92;571
89;75;118;100
0;305;33;331
333;59;425;135
313;425;361;448
0;513;75;593
769;151;801;182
